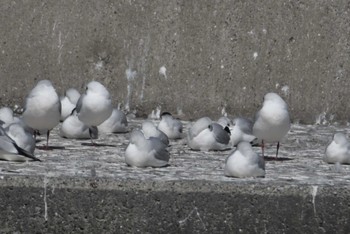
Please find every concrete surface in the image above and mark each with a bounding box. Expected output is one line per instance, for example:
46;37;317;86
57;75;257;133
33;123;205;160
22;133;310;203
1;1;350;123
1;119;350;232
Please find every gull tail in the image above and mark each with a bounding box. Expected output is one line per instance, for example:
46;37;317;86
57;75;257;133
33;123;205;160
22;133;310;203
14;144;41;162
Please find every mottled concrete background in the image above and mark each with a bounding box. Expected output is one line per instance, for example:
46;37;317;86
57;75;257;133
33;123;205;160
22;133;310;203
1;1;350;123
1;120;350;232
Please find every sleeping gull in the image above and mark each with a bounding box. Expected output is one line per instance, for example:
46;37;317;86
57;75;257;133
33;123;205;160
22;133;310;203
324;133;350;164
187;117;231;151
98;108;128;133
60;114;98;139
224;141;265;178
142;121;169;146
157;112;183;139
218;116;257;147
0;126;40;162
125;129;170;167
5;123;36;154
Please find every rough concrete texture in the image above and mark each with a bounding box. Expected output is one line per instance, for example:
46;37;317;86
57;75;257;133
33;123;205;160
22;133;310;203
1;1;350;123
1;119;350;232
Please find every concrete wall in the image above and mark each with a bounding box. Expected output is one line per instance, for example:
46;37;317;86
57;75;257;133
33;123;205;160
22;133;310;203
1;176;350;233
1;1;350;123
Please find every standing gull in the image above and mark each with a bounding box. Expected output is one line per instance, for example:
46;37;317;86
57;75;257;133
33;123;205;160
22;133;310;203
252;92;290;158
75;81;113;143
224;142;265;178
22;80;61;148
125;129;170;167
324;133;350;164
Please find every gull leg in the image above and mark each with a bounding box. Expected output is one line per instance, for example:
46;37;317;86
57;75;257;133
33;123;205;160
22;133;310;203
89;128;95;146
261;140;265;157
46;130;50;150
276;141;280;159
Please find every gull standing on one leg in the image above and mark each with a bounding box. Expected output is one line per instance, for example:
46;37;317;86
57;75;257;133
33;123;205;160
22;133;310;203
75;81;113;144
22;80;61;149
252;92;290;158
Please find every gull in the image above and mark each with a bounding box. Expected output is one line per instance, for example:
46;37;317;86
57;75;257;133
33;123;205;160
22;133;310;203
218;117;257;147
75;81;113;143
324;133;350;164
142;121;169;145
224;142;265;178
0;107;15;127
98;108;128;133
60;88;81;121
187;117;231;151
60;114;98;139
0;126;40;162
125;129;170;167
22;80;61;148
252;92;290;158
5;123;36;154
158;112;183;139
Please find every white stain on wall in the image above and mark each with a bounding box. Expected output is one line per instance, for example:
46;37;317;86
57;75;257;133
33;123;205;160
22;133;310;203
125;68;137;111
281;85;290;95
159;66;167;79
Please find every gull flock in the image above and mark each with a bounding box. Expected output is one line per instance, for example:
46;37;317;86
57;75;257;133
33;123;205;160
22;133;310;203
0;79;348;178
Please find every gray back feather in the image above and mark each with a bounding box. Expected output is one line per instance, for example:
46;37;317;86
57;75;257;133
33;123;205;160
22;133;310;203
210;123;230;144
149;137;170;162
235;117;254;135
75;94;85;113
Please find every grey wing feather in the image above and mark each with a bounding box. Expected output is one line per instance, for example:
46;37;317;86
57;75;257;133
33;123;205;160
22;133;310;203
211;123;230;144
236;117;254;135
174;120;183;133
150;138;170;161
75;94;85;113
58;98;62;114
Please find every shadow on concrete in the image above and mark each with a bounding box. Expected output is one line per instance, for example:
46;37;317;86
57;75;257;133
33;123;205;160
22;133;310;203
36;146;66;150
264;156;293;161
81;143;117;147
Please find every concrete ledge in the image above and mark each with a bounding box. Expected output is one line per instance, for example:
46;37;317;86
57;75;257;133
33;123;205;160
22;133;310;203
0;120;350;232
0;176;350;233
